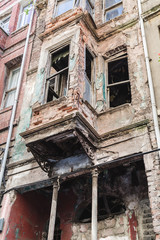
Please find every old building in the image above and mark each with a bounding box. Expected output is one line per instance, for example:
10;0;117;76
0;0;160;239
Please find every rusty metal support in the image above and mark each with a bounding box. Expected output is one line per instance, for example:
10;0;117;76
91;168;98;240
47;180;59;240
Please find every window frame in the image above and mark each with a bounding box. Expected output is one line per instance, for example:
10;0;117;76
0;15;10;34
54;0;77;17
2;67;20;109
17;2;33;29
103;0;123;23
83;46;95;106
106;54;131;108
44;43;71;103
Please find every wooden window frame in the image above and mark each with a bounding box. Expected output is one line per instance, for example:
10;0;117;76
106;54;131;108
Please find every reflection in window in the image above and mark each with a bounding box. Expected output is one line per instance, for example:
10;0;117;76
107;56;131;107
104;0;123;22
46;45;69;102
18;3;33;29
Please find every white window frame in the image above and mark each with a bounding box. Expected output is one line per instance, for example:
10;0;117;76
0;15;10;34
103;0;123;22
2;67;20;109
17;2;33;29
106;54;131;108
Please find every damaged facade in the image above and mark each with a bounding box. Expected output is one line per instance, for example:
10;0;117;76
0;0;160;239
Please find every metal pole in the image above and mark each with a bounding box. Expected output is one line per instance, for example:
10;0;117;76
91;168;98;240
47;181;59;240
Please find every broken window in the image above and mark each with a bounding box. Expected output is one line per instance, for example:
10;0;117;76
0;15;10;34
18;2;33;29
83;48;94;104
104;0;123;22
2;67;20;108
107;55;131;107
46;45;69;102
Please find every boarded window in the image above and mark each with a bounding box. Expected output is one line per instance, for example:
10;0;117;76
107;56;131;107
104;0;123;22
3;68;20;108
83;48;93;104
46;45;69;102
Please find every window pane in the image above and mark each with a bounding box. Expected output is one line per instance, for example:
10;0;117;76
105;0;122;8
83;75;91;104
1;16;10;34
4;90;16;108
105;4;123;21
56;0;73;16
86;0;93;16
19;3;32;28
7;68;20;90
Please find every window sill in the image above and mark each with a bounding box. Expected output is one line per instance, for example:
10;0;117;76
98;103;132;116
0;106;12;115
32;96;67;112
11;24;29;37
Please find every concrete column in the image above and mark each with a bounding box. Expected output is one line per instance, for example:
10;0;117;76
91;168;98;240
47;181;59;240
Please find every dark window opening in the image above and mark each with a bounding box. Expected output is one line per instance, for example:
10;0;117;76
76;195;125;223
47;45;69;102
107;56;131;107
83;48;93;104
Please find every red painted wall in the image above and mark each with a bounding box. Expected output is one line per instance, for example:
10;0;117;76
5;191;50;240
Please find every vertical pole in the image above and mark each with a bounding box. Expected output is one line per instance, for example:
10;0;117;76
91;168;98;240
48;181;59;240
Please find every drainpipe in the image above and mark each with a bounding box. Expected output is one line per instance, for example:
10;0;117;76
0;1;36;188
91;168;98;240
137;0;160;158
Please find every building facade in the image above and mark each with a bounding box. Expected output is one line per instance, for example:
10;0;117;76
0;0;160;239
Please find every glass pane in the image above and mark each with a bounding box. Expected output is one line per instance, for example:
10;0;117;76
105;0;122;8
1;16;10;34
56;0;73;16
83;75;91;104
4;90;16;108
7;68;20;90
86;0;93;16
105;4;123;21
19;3;32;28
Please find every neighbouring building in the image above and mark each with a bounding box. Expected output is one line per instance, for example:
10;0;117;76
0;0;160;239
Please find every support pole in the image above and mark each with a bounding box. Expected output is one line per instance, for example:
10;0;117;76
47;181;59;240
91;168;98;240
